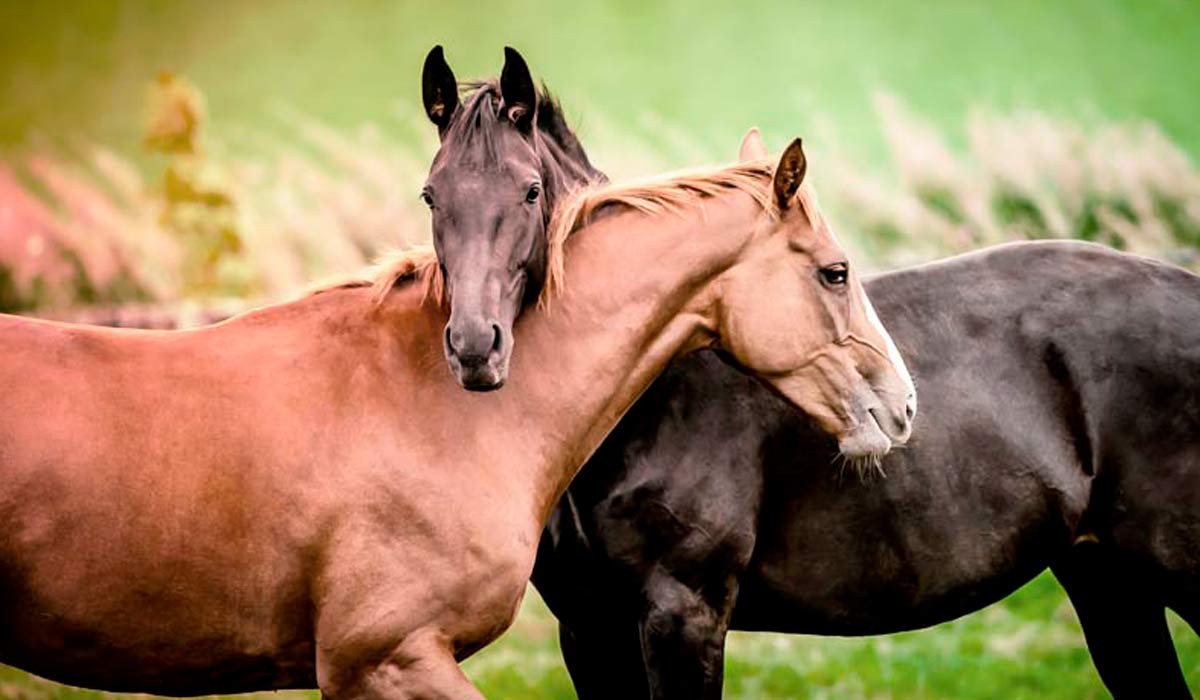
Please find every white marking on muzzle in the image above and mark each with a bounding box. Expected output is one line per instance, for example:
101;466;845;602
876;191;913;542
862;292;916;412
819;206;915;414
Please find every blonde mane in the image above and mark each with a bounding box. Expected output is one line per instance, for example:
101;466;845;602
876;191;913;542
541;159;776;304
306;246;443;306
308;159;778;307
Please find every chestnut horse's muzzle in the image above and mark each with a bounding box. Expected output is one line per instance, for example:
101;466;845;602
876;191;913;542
837;384;915;459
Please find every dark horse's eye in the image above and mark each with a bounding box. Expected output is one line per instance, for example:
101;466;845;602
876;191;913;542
525;184;541;204
420;191;435;209
819;264;849;287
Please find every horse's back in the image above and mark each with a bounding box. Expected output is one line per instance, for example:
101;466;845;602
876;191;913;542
758;240;1200;627
921;243;1200;574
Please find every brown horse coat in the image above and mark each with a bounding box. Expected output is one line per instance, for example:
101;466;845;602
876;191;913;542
0;152;911;699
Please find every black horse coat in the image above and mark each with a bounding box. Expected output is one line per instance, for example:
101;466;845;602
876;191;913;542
533;240;1200;699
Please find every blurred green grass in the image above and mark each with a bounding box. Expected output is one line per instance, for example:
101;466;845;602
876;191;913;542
3;0;1200;165
4;573;1198;699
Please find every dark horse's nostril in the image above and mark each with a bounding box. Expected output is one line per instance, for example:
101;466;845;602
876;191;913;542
490;323;503;354
444;325;457;356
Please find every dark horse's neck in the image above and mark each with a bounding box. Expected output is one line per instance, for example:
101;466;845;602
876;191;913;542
465;79;606;195
531;87;607;266
533;88;606;188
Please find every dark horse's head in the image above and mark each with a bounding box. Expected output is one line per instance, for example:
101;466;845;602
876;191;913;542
421;46;604;391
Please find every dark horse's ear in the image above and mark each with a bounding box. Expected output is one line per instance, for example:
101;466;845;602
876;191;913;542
422;45;459;134
773;138;807;210
500;46;537;133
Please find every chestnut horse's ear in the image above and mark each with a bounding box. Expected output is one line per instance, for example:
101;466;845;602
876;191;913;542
738;127;767;162
773;138;807;209
500;46;537;133
422;45;459;135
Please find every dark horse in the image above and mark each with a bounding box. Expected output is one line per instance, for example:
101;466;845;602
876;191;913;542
420;45;604;390
533;240;1200;699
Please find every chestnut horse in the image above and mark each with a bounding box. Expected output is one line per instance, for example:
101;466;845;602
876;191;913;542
0;142;913;698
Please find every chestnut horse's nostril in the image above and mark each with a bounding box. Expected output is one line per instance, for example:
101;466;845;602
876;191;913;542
906;399;916;421
490;323;503;354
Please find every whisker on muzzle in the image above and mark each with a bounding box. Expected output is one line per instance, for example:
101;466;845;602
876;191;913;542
837;453;887;482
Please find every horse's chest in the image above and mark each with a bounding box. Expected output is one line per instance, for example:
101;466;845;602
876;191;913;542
317;489;538;653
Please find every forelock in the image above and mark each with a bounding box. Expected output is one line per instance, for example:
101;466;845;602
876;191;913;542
442;82;506;167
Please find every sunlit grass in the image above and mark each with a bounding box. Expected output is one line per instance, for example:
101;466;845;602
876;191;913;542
464;574;1200;700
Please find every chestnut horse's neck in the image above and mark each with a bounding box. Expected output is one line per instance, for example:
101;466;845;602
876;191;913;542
378;185;766;524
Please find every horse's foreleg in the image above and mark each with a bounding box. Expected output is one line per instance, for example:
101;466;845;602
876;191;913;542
638;571;736;700
1053;544;1192;699
319;629;485;700
558;620;648;699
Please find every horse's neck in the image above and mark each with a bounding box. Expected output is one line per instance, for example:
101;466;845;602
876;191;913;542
539;131;601;192
498;191;762;521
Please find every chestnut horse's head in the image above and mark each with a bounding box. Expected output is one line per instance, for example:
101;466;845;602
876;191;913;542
717;131;916;461
421;46;602;391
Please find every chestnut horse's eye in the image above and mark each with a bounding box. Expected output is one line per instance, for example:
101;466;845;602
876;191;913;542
525;184;541;204
819;264;849;287
420;191;435;209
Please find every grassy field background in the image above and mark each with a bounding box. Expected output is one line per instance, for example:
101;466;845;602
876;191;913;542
3;574;1199;699
1;1;1199;697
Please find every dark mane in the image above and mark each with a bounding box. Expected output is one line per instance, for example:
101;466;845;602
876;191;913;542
448;79;604;185
535;83;600;179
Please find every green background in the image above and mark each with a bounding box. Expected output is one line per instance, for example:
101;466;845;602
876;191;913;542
3;0;1199;162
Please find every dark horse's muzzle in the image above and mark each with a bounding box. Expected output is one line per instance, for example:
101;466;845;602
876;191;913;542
444;316;509;391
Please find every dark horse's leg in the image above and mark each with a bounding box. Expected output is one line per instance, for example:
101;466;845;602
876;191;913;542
1053;542;1192;699
559;620;649;700
638;571;737;700
546;354;766;699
